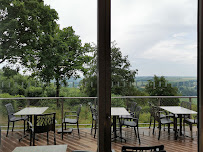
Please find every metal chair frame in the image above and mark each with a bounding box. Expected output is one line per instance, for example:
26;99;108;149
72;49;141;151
5;103;27;137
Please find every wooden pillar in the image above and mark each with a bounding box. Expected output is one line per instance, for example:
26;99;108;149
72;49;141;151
97;0;111;151
198;0;203;151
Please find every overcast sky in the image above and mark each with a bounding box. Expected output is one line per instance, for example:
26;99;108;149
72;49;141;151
44;0;197;77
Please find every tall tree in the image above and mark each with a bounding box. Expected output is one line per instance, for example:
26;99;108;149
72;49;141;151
145;75;180;106
80;41;138;96
0;0;58;64
29;27;92;103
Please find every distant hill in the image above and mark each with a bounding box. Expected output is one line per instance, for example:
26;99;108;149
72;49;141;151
51;76;197;96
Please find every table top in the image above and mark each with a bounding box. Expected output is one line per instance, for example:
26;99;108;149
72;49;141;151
160;106;197;115
14;107;49;115
12;145;67;152
111;107;130;116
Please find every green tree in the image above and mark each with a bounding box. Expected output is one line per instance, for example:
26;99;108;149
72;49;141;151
28;27;92;105
0;0;58;64
80;41;138;96
145;75;180;106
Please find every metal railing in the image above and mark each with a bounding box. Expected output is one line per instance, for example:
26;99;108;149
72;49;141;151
0;96;197;130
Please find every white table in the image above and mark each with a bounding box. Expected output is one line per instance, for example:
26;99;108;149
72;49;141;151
12;145;67;152
14;107;49;116
111;107;130;141
159;106;197;139
14;107;49;142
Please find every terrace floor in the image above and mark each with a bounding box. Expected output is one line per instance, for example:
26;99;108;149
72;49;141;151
0;126;197;152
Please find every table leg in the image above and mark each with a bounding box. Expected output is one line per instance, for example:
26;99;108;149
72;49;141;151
113;116;117;139
174;115;177;140
19;115;33;142
179;115;182;136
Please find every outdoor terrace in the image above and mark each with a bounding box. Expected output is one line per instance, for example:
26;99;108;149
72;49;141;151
0;96;198;152
0;127;197;152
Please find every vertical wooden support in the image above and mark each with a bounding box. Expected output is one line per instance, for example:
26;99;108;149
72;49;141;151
198;0;203;151
97;0;111;151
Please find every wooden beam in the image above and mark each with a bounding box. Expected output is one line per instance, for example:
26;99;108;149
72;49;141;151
97;0;111;151
198;0;203;151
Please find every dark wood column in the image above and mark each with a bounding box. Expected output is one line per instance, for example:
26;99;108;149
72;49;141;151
97;0;111;151
198;0;203;151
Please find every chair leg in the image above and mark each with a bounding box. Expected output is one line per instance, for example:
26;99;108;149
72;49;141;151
94;121;97;138
24;120;26;135
149;115;152;129
158;123;161;140
54;131;56;145
30;131;32;146
120;124;122;142
47;132;49;144
137;126;141;144
77;122;80;138
91;119;93;135
168;124;170;135
134;127;137;137
6;121;10;137
12;122;15;132
153;119;155;135
62;123;64;140
190;124;193;139
33;133;35;146
183;121;186;136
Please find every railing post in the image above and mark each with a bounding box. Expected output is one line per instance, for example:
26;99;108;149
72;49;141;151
189;97;192;109
158;98;161;106
189;97;192;119
61;99;64;122
94;98;97;108
27;99;30;107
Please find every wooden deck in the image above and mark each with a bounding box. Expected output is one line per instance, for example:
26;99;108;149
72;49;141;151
0;127;197;152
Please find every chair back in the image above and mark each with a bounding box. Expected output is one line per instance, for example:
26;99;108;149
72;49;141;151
130;102;137;113
151;106;160;121
134;106;142;119
122;145;165;152
5;103;15;121
34;113;56;133
153;106;163;122
181;101;191;109
148;101;154;114
77;104;82;116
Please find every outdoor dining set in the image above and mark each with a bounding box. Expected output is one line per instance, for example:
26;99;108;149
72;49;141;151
4;100;197;152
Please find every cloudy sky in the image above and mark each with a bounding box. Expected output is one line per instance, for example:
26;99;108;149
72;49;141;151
44;0;197;76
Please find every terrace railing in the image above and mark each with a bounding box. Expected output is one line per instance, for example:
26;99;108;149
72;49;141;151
0;96;197;130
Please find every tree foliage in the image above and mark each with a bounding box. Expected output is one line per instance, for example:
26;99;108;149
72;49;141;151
145;75;180;106
0;0;92;98
28;27;92;98
0;0;58;64
80;41;139;96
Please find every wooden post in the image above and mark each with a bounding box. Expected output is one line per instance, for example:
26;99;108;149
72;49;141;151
198;0;203;151
98;0;111;151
